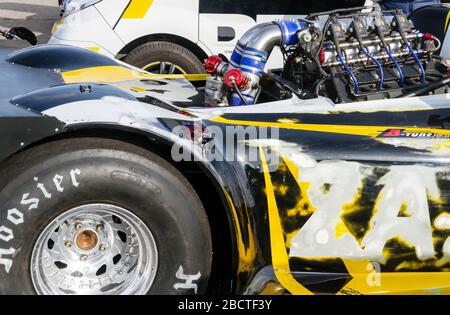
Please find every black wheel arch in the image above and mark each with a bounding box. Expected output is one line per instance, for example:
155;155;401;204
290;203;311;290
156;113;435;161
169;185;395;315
0;123;244;294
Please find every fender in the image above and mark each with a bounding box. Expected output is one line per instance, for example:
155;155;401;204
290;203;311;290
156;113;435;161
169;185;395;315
5;89;260;293
6;44;119;71
0;103;63;162
61;122;260;293
0;44;260;290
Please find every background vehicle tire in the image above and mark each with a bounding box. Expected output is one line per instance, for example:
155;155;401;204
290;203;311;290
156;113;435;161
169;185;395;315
123;41;205;74
0;137;212;295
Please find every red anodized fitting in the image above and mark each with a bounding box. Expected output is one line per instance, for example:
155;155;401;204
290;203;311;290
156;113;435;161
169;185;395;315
224;69;249;89
423;33;437;41
204;55;223;74
319;47;326;64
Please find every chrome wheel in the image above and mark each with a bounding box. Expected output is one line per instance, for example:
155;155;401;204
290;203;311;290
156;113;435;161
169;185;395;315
142;61;187;74
31;204;158;295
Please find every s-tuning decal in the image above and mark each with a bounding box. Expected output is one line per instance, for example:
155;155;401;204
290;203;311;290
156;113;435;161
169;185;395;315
378;129;450;139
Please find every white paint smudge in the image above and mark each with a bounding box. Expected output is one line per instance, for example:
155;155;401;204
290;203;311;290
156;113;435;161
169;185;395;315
434;213;450;230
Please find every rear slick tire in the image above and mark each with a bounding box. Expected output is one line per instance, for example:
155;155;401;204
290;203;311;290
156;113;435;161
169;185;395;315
0;137;212;295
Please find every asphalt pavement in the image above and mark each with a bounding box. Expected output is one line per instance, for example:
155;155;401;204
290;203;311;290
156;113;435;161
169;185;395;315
0;0;59;44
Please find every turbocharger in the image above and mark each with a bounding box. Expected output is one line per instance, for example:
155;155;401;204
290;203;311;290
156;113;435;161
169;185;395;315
204;20;309;106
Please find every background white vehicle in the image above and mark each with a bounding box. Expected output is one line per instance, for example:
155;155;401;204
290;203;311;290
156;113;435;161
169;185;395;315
49;0;373;74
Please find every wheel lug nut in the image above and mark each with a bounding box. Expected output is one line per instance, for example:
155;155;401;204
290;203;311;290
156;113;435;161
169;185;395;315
75;223;82;230
96;225;104;232
80;255;88;261
99;244;107;251
65;240;72;248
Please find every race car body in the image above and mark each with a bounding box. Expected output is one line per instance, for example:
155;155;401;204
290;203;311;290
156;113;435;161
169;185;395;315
1;6;450;295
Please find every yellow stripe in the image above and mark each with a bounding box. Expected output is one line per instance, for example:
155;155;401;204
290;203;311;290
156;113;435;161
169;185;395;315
122;0;154;19
343;259;373;275
259;146;313;295
341;255;450;294
62;66;151;83
211;116;450;138
445;11;450;33
259;282;285;295
181;73;210;82
342;269;450;294
51;18;64;34
225;193;256;274
62;66;208;84
84;47;100;52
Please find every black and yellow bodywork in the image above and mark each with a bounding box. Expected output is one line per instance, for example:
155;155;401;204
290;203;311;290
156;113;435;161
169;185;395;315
2;44;450;295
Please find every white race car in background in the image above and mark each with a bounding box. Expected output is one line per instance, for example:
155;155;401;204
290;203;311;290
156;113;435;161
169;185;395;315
49;0;374;75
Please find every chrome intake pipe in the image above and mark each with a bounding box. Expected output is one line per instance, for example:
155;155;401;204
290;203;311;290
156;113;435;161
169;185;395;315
229;20;308;105
229;22;273;68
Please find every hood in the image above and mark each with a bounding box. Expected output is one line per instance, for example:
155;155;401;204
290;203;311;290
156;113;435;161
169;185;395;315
1;44;207;116
0;45;63;107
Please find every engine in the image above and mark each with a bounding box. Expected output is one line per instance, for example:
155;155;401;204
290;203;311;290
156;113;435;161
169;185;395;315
203;6;448;106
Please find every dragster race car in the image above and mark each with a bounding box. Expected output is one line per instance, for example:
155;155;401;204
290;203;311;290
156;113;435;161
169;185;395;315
1;5;450;295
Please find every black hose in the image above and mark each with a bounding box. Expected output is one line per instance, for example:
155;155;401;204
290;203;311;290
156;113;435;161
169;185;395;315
314;77;328;96
231;79;249;105
400;76;450;98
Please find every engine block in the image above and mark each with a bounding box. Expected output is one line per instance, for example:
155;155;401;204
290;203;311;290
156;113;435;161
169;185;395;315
204;5;447;106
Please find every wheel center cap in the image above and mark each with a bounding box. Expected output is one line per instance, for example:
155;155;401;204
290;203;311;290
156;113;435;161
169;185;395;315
75;230;98;251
